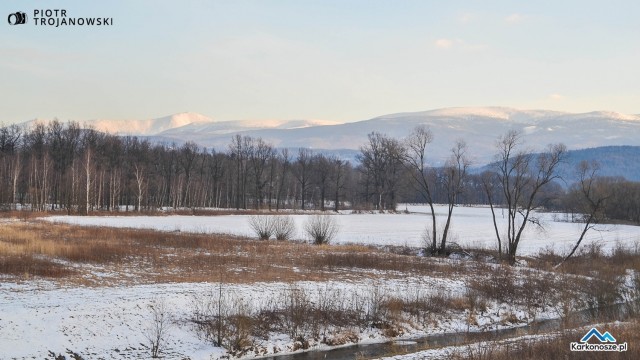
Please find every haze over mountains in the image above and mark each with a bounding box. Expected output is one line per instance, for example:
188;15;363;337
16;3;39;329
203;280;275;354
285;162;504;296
20;107;640;169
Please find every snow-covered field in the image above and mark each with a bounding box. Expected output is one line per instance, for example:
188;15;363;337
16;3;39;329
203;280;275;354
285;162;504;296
2;205;638;359
45;205;640;256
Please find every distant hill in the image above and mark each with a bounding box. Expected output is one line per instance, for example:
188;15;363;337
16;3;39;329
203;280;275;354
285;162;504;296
20;112;216;136
151;107;640;165
476;146;640;184
15;107;640;168
559;146;640;183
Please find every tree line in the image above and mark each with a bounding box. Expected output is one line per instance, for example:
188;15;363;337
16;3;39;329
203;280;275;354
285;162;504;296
1;121;639;258
0;122;362;214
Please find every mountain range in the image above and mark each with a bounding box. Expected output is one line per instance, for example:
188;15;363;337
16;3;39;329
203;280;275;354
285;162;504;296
19;107;640;169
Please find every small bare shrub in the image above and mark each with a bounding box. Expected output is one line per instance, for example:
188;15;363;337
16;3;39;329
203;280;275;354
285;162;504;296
470;264;517;306
304;214;339;245
145;298;173;358
191;284;232;347
248;215;274;240
226;298;254;356
272;215;296;241
281;286;312;340
366;284;387;326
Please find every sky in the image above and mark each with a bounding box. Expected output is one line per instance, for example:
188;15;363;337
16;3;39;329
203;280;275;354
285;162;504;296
1;0;639;124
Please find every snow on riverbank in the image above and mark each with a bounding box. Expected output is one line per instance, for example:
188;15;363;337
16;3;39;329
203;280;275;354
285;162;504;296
44;205;640;256
0;272;565;360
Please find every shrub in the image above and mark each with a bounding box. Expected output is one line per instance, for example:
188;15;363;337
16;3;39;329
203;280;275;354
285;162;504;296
304;214;339;245
145;299;172;358
248;215;274;240
272;215;296;241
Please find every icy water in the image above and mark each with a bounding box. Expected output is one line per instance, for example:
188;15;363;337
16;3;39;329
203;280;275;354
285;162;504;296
261;303;634;360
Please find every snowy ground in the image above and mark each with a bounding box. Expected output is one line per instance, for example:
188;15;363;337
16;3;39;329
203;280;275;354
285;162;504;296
0;275;558;360
2;205;637;359
45;204;640;256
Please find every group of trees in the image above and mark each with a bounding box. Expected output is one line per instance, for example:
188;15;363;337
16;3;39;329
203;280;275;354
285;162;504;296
0;122;362;214
1;120;640;262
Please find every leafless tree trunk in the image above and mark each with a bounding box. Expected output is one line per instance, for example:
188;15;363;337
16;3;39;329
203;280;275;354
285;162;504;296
275;149;291;211
333;158;347;212
11;153;20;210
481;170;503;257
134;164;146;212
439;140;470;253
84;147;91;215
404;126;439;253
556;161;609;267
294;148;313;210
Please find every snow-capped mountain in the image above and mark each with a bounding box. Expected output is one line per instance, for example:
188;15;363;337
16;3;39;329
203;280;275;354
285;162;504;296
20;112;216;136
19;113;339;137
165;118;339;136
149;107;640;164
18;107;640;165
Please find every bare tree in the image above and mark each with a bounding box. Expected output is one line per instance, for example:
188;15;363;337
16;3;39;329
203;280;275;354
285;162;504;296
404;128;471;255
404;126;440;252
486;130;566;264
358;132;406;211
438;140;471;253
332;158;348;212
84;146;92;215
312;154;332;211
481;170;504;255
556;161;610;267
134;164;146;212
275;149;291;211
229;135;249;210
293;148;313;210
247;138;273;209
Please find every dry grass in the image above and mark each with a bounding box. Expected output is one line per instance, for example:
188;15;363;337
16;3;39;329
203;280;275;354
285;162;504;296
447;320;640;359
532;242;640;278
0;221;470;286
0;254;73;278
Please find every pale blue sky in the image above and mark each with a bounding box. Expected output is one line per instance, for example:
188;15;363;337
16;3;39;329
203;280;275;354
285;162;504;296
1;0;639;123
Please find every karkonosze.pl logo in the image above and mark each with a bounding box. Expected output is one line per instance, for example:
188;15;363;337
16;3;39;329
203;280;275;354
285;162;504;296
7;9;112;27
7;11;27;25
570;328;628;352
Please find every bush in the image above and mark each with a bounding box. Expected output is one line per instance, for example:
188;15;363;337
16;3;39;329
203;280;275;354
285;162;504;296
145;299;172;358
272;215;296;241
304;214;339;245
248;215;274;240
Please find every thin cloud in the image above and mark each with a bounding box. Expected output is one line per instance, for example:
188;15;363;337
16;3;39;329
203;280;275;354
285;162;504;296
435;39;454;49
458;13;476;24
505;13;524;24
549;93;565;100
434;38;486;51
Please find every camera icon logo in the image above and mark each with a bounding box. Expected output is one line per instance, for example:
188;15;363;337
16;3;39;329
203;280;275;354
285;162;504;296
8;11;28;25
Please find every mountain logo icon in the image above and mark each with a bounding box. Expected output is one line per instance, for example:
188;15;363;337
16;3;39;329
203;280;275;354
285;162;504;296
580;328;616;343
